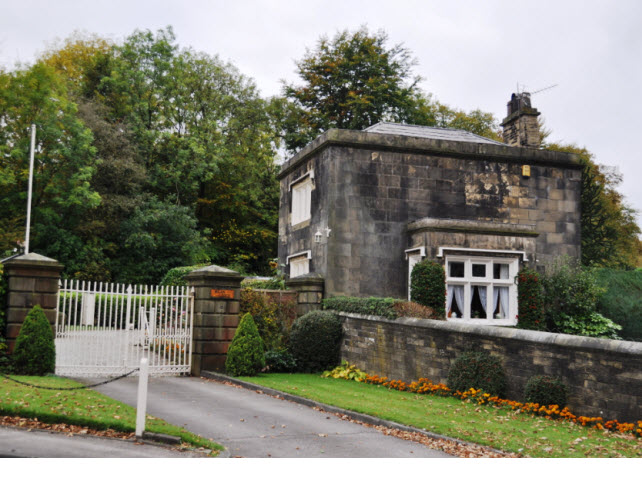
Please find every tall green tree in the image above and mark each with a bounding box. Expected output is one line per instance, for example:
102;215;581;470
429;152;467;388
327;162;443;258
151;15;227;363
0;63;100;264
97;27;280;274
281;27;423;151
280;27;502;152
545;143;641;268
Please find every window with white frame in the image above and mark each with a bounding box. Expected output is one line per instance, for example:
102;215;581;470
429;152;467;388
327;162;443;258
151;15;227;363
288;252;310;278
291;174;312;226
445;255;518;325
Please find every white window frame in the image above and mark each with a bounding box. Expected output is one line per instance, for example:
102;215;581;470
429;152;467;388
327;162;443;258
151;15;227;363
445;255;518;326
405;247;426;301
290;172;313;226
286;250;311;278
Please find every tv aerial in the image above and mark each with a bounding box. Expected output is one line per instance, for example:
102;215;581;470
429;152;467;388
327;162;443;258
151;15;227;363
516;82;558;96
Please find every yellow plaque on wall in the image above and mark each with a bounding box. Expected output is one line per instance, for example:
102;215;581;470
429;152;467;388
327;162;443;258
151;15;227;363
522;165;531;177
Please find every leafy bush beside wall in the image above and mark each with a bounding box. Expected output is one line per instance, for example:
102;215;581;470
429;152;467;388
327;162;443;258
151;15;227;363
225;313;265;376
446;350;506;397
322;296;439;320
240;288;297;351
12;305;56;376
595;268;642;341
242;277;287;290
289;311;343;372
524;375;569;407
410;260;446;319
517;259;623;340
322;296;398;318
517;268;545;331
159;264;208;286
542;258;621;339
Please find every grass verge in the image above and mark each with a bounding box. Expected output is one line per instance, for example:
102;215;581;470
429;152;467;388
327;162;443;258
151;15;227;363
0;375;222;455
238;373;641;458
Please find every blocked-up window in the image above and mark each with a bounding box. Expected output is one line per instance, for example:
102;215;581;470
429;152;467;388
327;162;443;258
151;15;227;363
291;176;312;225
289;255;310;278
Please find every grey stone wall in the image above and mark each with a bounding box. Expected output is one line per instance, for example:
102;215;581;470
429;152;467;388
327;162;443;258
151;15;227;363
285;274;324;317
278;129;581;299
339;312;642;422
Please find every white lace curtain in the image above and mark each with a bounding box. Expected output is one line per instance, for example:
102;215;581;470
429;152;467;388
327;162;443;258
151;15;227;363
448;284;509;319
492;286;509;318
447;285;465;316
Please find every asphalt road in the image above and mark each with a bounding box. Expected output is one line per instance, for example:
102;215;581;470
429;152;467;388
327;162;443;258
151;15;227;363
93;376;452;458
0;426;205;458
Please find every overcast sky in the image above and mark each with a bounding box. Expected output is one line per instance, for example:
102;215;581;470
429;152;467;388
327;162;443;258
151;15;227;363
2;0;641;218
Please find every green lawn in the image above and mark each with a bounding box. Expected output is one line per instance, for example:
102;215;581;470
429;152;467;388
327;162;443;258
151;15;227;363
0;375;222;455
238;373;641;458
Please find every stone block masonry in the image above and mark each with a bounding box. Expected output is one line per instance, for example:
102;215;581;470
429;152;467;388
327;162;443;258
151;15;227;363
277;128;581;300
186;265;243;375
339;312;642;422
2;253;63;353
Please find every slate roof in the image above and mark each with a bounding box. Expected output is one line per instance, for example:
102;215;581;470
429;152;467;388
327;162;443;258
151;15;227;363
363;122;507;146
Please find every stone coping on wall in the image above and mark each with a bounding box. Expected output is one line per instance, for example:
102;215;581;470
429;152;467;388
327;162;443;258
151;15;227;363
407;217;540;237
284;273;325;288
334;311;642;356
2;252;64;271
278;129;581;179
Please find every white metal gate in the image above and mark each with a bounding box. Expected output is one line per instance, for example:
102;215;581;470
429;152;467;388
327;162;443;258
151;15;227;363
55;280;194;377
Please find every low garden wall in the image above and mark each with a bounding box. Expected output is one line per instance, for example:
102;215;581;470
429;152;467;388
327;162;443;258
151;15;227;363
338;312;642;422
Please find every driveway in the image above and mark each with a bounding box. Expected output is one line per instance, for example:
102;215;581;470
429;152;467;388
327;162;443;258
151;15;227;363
0;426;206;458
93;376;452;458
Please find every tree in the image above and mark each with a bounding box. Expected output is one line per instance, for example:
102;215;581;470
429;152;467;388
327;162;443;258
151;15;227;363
115;195;209;284
433;103;502;141
39;32;114;96
280;27;504;152
0;63;100;262
7;27;282;278
544;142;641;268
281;27;423;151
99;28;280;273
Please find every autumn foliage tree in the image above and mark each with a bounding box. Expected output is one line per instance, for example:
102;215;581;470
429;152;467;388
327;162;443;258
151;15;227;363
2;27;280;281
545;143;641;269
279;27;503;152
281;27;422;151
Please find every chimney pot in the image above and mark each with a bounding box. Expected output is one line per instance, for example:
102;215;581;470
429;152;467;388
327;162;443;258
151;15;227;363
501;92;541;148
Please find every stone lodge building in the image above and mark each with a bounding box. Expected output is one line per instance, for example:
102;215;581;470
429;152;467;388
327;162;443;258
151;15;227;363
277;93;581;326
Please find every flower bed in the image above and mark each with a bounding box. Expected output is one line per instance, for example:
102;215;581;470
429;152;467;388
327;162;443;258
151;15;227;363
363;374;642;438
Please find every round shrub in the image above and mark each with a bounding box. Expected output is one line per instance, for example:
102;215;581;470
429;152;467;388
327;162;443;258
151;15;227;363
524;375;568;407
410;261;446;319
264;348;297;373
12;305;55;376
225;313;265;376
446;351;506;396
289;311;342;372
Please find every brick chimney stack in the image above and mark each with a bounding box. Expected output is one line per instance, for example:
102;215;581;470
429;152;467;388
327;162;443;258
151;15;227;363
500;92;541;148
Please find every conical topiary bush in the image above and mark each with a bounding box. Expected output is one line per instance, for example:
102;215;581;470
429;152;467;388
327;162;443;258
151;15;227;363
12;305;56;376
225;313;265;376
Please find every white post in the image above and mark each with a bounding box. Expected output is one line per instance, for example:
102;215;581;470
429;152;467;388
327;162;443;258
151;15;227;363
125;285;133;329
25;124;36;254
135;357;149;437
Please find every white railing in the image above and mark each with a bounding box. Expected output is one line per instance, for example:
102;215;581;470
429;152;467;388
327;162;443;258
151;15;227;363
55;280;194;377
